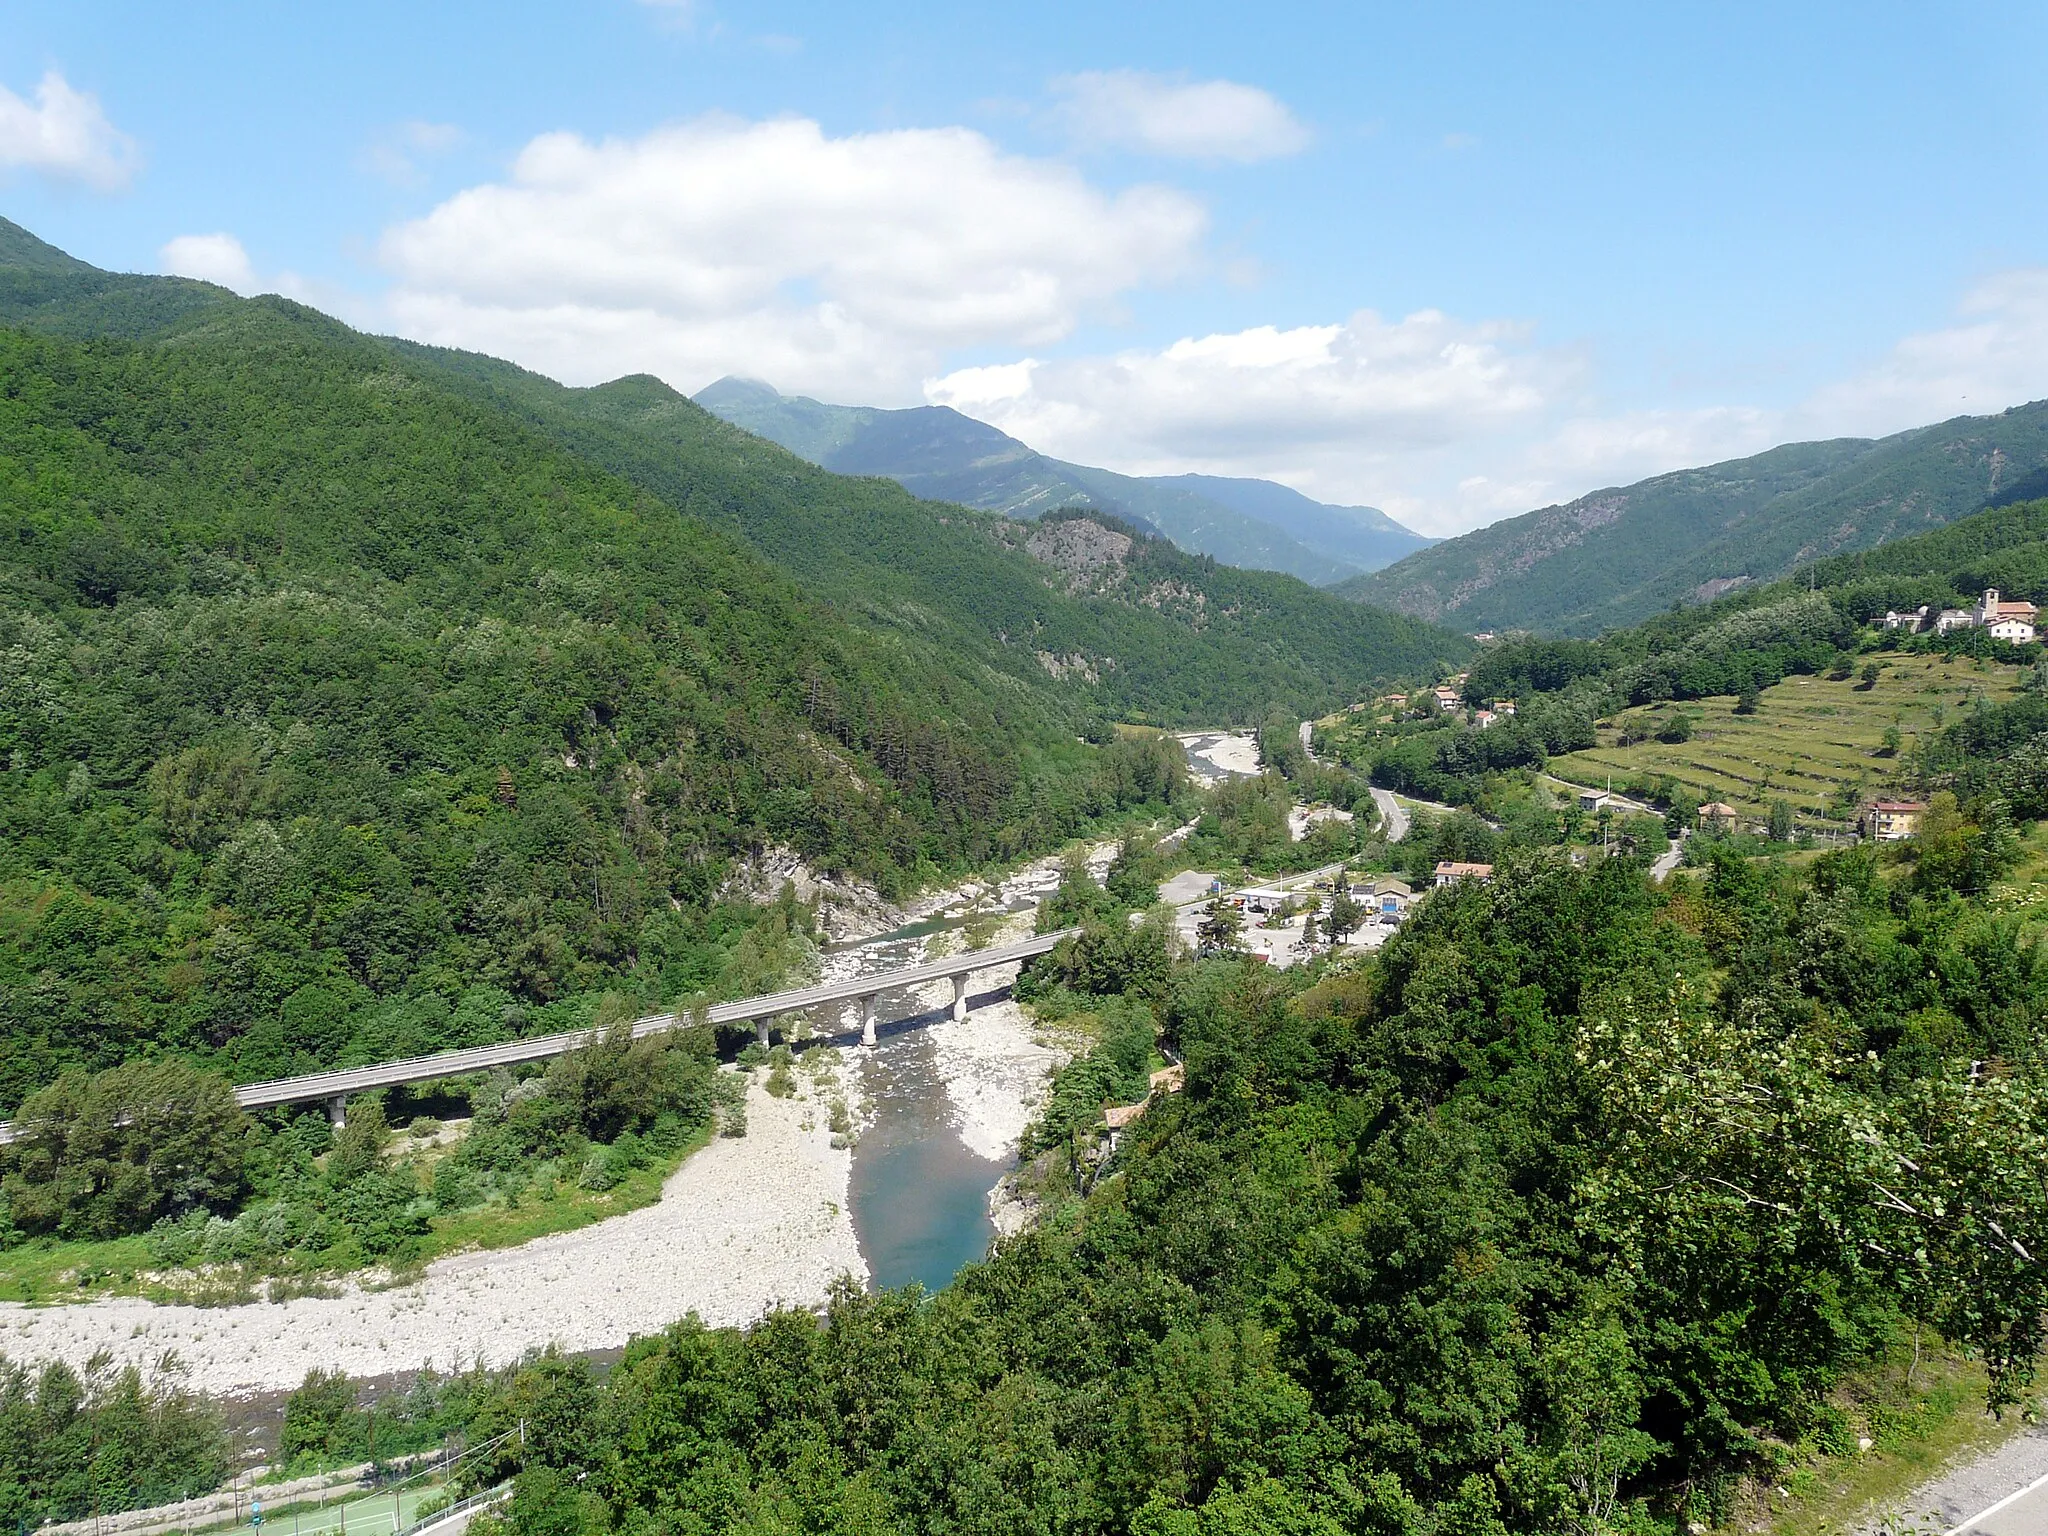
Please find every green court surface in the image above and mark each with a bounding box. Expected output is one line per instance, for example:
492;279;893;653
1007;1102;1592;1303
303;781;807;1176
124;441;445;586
227;1481;446;1536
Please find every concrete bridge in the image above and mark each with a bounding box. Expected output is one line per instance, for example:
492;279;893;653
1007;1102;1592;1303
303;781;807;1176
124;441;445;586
0;928;1078;1135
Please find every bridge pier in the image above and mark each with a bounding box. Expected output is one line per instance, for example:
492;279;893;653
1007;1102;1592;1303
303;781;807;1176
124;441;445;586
326;1094;347;1129
950;975;969;1022
858;995;877;1048
755;1017;773;1049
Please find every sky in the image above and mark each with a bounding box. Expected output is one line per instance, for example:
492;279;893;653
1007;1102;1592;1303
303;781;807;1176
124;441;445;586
2;1;2046;537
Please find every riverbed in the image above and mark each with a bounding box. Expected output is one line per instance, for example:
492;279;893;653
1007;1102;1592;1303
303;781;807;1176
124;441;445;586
0;878;1078;1395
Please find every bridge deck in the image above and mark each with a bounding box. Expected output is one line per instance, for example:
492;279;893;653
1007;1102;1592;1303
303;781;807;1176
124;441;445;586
0;928;1077;1134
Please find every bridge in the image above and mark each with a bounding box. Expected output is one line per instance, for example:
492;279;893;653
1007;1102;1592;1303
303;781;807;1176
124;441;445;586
0;928;1078;1136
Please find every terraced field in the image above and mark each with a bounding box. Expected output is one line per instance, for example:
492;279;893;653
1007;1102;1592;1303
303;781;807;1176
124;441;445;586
1550;654;2028;831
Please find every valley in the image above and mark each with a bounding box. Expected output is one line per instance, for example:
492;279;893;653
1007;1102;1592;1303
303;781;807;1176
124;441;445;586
4;205;2048;1536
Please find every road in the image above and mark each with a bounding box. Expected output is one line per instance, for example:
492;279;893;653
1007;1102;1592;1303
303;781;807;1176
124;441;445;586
1650;833;1686;882
1542;773;1654;815
1369;787;1410;843
0;929;1079;1138
1860;1426;2048;1534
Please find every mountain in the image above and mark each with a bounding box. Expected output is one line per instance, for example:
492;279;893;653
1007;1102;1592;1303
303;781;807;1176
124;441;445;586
0;218;1473;1100
400;361;1470;725
693;376;1434;584
1339;404;2048;634
1144;472;1430;574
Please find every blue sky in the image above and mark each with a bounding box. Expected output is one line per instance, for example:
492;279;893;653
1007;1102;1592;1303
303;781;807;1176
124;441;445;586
3;1;2046;534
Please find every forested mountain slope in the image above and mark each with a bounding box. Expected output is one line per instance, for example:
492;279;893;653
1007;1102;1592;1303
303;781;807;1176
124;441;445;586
395;355;1468;722
0;219;1466;1106
694;375;1434;583
1340;403;2048;634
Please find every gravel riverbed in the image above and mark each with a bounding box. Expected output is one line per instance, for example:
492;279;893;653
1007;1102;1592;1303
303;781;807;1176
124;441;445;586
0;871;1093;1396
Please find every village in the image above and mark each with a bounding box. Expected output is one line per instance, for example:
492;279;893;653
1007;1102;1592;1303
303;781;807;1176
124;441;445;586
1880;586;2041;643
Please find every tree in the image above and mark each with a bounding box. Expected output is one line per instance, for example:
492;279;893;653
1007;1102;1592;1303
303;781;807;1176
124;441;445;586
1880;725;1903;757
1733;686;1760;715
281;1369;365;1464
1325;890;1363;945
326;1098;389;1187
0;1060;249;1239
1195;900;1243;956
1767;798;1794;842
1106;833;1160;910
1858;660;1882;690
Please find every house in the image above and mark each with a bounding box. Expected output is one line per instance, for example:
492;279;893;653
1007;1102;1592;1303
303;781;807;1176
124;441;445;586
1434;861;1493;887
1431;686;1461;709
1473;709;1497;729
1494;699;1517;717
1577;788;1610;812
1934;607;1976;635
1913;589;2041;642
1979;588;2038;630
1384;693;1408;707
1697;801;1740;831
1364;877;1413;923
1863;799;1927;841
1149;1063;1186;1095
1882;606;1931;633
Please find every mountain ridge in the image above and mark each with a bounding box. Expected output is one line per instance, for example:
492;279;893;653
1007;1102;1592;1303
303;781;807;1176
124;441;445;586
1339;404;2048;634
693;375;1435;584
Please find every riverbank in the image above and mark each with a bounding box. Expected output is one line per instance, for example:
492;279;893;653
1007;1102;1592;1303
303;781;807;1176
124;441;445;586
0;1066;865;1397
0;841;1116;1392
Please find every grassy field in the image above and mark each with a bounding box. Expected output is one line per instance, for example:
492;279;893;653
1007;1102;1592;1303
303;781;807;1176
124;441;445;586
1550;653;2028;831
0;1118;714;1306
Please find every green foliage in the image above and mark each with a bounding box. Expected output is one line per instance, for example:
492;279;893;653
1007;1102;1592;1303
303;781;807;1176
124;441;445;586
0;1059;247;1239
0;1355;227;1526
279;1369;363;1464
0;229;1455;1123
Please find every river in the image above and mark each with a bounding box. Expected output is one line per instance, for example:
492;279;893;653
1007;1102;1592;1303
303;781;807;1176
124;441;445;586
820;866;1072;1292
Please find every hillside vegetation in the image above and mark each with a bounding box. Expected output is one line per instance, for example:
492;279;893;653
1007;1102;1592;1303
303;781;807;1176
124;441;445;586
0;220;1466;1108
1341;408;2048;634
74;831;2047;1536
1549;653;2026;829
1320;498;2048;841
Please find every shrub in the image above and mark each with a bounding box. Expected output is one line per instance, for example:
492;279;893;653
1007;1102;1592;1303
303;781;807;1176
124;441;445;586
0;1059;248;1240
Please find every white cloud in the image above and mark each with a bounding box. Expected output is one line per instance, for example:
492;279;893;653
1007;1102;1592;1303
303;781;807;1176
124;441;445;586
925;309;1573;528
358;120;466;188
0;70;137;190
1050;70;1310;162
376;114;1205;400
922;268;2048;537
159;232;257;294
1800;269;2048;437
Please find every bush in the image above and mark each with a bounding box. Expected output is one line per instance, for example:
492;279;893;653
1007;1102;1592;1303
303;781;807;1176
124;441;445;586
281;1368;365;1464
0;1059;249;1240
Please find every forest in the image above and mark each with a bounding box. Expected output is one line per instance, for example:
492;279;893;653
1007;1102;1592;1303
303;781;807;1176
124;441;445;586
0;215;1462;1112
6;220;2048;1534
11;811;2046;1534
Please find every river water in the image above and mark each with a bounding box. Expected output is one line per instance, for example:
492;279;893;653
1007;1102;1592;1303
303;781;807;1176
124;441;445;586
819;916;1025;1293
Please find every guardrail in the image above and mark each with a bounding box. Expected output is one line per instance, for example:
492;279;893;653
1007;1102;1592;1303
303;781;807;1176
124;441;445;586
396;1485;512;1536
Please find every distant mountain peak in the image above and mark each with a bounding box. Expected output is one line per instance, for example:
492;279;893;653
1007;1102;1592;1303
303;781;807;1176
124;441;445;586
691;377;1434;584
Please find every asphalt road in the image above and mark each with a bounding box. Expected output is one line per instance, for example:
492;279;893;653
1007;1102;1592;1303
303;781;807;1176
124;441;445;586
1859;1426;2048;1534
1962;1474;2048;1533
1369;787;1410;843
